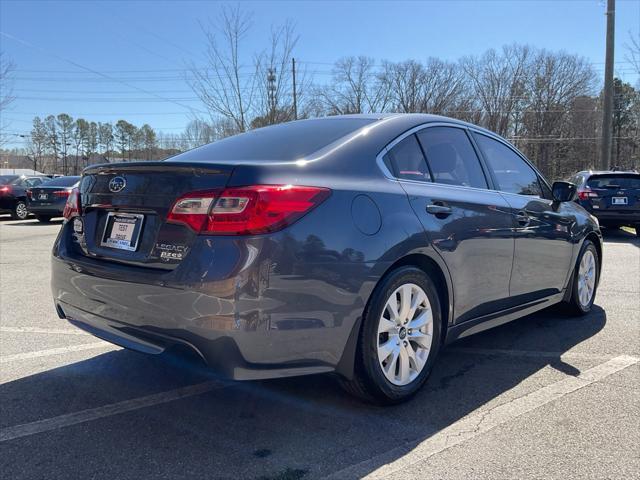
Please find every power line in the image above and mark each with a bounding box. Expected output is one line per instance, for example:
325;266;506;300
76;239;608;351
0;31;207;115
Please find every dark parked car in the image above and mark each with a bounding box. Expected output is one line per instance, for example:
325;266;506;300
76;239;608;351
27;176;81;222
51;114;602;404
569;170;640;236
0;175;50;220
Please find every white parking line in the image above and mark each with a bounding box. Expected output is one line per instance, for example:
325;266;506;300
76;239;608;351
0;326;89;336
326;354;639;480
0;380;227;442
0;342;111;363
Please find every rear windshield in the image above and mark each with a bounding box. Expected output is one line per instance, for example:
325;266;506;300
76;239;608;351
41;176;81;187
587;174;640;189
0;175;18;185
171;117;377;162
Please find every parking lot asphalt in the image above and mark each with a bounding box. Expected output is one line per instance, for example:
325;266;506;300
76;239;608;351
0;216;638;480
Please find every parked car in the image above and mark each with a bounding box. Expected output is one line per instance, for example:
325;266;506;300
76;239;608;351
0;175;50;220
51;114;602;404
569;170;640;237
27;176;81;222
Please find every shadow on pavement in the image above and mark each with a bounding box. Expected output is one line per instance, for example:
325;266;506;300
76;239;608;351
0;305;607;479
600;227;639;247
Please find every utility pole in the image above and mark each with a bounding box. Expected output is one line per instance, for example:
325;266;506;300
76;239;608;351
600;0;615;170
267;67;277;123
292;58;298;120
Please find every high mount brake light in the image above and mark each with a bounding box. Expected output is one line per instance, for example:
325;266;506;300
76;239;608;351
63;188;81;220
167;185;331;235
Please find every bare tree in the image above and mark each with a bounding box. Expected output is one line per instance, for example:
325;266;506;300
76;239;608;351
626;32;640;75
317;56;389;114
521;50;597;178
461;45;531;137
27;117;47;172
253;20;299;126
189;6;258;133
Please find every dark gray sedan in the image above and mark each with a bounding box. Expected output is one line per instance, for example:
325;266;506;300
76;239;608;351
51;114;602;403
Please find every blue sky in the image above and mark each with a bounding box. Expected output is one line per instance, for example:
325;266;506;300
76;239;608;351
1;0;639;149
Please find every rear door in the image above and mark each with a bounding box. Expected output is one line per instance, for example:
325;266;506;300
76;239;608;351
383;125;515;323
472;132;575;298
75;162;234;269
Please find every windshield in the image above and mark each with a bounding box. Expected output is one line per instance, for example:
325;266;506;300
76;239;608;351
587;174;640;189
171;117;378;162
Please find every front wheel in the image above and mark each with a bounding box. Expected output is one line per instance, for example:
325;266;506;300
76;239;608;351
11;200;28;220
563;240;599;316
340;267;442;404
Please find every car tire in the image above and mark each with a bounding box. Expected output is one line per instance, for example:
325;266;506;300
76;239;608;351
563;240;599;316
340;266;442;404
11;200;29;220
36;215;53;223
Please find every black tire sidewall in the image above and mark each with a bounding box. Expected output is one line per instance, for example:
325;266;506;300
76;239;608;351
358;267;442;403
570;240;599;314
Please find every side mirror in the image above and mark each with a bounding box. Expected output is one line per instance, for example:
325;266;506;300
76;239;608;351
552;181;577;203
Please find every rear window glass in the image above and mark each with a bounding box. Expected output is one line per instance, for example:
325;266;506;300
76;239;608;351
41;176;81;187
586;175;640;189
0;175;18;185
171;117;377;162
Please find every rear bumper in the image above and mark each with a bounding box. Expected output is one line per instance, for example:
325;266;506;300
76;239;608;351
27;204;65;215
588;210;640;226
51;222;375;380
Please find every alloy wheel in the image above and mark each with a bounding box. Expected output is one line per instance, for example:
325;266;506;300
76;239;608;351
577;250;596;308
377;283;434;386
15;202;28;220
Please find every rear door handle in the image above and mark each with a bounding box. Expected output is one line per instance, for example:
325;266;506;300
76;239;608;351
516;210;530;227
426;204;452;217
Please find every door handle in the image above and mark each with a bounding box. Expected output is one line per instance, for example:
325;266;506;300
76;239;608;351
426;204;452;217
516;210;530;227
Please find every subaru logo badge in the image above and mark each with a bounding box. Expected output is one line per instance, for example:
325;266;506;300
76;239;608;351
108;176;126;193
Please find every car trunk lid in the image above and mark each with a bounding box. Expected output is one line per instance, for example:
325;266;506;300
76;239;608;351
77;161;234;269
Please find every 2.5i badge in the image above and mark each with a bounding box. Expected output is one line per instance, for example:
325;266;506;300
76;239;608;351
155;243;189;261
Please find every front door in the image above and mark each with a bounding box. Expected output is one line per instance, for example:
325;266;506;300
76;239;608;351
472;132;574;298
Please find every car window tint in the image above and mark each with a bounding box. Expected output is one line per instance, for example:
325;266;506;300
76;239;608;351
473;133;542;196
170;117;377;162
586;174;640;189
25;178;43;187
416;127;487;189
41;176;81;187
383;135;430;182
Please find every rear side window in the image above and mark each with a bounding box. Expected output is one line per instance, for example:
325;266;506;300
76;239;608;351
417;127;488;189
473;133;542;196
586;175;640;189
383;135;430;182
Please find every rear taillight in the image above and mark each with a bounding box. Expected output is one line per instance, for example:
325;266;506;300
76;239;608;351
0;186;11;195
167;185;331;235
53;190;71;198
63;188;81;220
577;188;598;201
